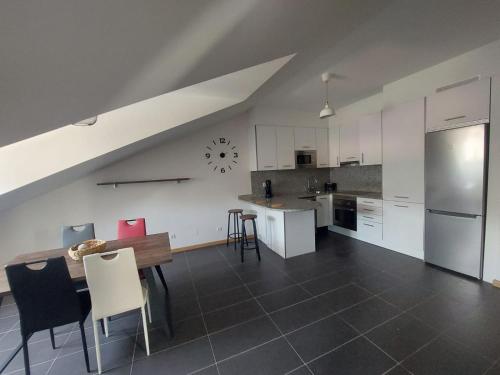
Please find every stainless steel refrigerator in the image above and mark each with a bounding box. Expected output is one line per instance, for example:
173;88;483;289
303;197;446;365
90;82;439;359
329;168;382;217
424;124;488;279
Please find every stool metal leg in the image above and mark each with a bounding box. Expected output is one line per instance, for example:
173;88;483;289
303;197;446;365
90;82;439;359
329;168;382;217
233;213;238;251
240;222;246;263
226;213;231;247
252;219;261;261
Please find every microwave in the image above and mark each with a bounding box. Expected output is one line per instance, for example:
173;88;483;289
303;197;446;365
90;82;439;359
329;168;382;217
295;150;317;168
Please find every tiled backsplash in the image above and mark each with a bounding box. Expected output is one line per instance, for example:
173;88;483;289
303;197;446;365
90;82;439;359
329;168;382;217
251;165;382;195
251;169;331;196
330;165;382;192
250;165;382;196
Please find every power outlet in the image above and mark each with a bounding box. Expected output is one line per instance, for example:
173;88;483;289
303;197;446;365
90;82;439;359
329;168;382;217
216;227;223;232
169;233;176;239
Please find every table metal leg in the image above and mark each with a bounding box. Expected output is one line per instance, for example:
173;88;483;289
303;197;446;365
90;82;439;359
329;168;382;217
143;267;174;338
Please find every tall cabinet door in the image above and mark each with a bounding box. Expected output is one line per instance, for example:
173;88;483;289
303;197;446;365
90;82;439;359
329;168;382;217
382;98;425;203
340;121;359;163
316;128;329;168
256;126;277;171
359;112;382;165
329;121;340;167
276;127;295;170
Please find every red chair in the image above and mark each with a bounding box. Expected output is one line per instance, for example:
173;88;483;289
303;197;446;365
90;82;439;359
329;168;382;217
117;218;146;239
117;218;170;297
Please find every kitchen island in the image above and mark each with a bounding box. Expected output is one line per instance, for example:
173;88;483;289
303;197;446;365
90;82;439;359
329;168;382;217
238;194;318;258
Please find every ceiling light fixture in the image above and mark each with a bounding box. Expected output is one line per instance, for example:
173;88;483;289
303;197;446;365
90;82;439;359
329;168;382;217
319;72;335;119
73;116;98;126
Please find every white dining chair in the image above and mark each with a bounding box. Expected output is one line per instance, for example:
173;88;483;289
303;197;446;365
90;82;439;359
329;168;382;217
83;248;151;374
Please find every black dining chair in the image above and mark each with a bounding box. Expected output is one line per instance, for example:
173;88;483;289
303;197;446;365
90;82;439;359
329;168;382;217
5;257;92;375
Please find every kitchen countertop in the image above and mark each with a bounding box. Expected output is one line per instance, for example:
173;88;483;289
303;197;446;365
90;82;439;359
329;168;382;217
239;190;382;212
238;194;320;212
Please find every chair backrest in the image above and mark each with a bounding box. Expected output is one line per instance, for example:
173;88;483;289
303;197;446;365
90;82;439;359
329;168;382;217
62;223;95;247
117;218;146;239
83;248;144;320
5;257;82;336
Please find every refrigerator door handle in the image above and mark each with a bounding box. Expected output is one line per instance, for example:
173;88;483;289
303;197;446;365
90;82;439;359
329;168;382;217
427;209;479;219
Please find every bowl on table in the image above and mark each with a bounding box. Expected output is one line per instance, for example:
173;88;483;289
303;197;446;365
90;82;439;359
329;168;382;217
68;239;107;261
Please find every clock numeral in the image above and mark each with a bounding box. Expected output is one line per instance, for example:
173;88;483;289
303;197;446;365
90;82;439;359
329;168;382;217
233;152;239;158
205;153;211;159
220;168;226;173
219;137;226;144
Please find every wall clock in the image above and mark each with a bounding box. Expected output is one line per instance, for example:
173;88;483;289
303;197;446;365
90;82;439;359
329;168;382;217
204;137;239;173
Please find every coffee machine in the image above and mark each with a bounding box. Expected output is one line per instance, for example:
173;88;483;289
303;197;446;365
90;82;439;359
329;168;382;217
263;180;273;199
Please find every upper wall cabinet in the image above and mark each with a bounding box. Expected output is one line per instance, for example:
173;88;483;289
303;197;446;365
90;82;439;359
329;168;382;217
255;125;278;170
426;78;491;132
358;112;382;166
316;128;329;168
382;98;425;204
329;121;340;167
294;127;316;150
339;121;359;163
276;127;295;169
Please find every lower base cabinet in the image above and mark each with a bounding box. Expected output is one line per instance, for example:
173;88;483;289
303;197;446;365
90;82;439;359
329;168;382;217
357;220;383;243
383;201;424;259
247;204;315;258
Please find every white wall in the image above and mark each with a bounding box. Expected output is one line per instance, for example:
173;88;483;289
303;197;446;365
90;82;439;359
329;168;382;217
329;93;383;129
249;105;326;128
0;113;252;264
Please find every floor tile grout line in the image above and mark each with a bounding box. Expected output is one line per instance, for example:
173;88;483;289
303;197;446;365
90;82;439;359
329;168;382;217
43;326;74;375
184;252;221;375
216;247;315;375
128;316;142;375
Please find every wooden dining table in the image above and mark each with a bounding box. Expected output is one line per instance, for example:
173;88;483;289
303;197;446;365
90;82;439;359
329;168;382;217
0;232;174;373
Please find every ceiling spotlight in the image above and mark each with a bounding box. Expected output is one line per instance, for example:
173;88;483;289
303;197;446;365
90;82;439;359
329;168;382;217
319;72;335;119
73;116;98;126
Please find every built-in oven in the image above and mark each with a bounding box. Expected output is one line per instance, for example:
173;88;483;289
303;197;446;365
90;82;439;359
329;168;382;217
295;150;317;168
333;197;357;231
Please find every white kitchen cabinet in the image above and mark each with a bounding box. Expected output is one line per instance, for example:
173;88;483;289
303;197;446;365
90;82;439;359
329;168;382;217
426;78;490;132
255;126;277;171
357;220;383;243
382;98;425;203
315;128;329;168
265;210;286;258
316;195;332;227
276;127;295;169
294;127;316;150
383;201;424;259
339;121;359;163
358;112;382;165
329;121;340;167
245;204;315;258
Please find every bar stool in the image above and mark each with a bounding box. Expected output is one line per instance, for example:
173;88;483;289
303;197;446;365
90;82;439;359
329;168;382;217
240;214;261;263
226;209;243;251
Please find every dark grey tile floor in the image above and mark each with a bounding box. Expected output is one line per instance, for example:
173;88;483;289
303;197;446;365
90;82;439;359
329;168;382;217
2;231;500;374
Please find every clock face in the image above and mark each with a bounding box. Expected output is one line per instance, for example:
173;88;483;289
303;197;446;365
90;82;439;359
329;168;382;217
204;137;239;173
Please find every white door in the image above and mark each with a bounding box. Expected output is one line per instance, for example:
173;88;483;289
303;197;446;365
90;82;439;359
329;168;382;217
294;128;316;150
256;126;277;171
276;127;295;169
382;98;425;203
383;201;424;259
426;78;490;132
329;120;340;167
339;121;359;163
316;195;332;227
316;128;329;168
359;112;382;165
